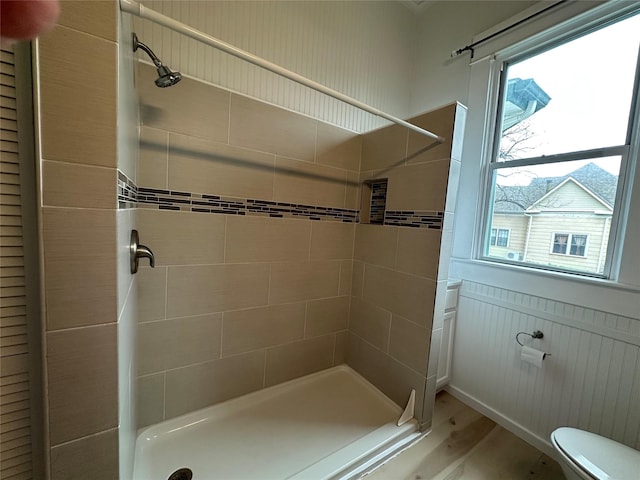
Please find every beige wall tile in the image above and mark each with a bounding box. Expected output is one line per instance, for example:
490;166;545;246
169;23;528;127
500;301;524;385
334;331;349;365
117;209;135;314
310;222;355;260
39;26;116;167
420;375;437;429
349;297;392;351
137;209;226;266
265;335;334;386
57;1;116;41
165;351;265;418
316;122;362;171
361;123;407;172
306;296;349;337
438;228;453;281
346;334;425;415
138;63;229;142
47;325;118;445
426;327;442;379
43;208;117;330
42;161;115;209
445;158;461;213
406;104;456;165
137;266;166;322
363;264;435;328
386;159;450;212
116;273;136;455
354;224;398;268
345;171;361;211
138;127;168;189
137;374;165;429
168;133;275;199
339;260;353;296
432;280;448;330
138;314;222;375
396;227;441;280
452;104;467;162
50;429;118;480
351;261;365;298
167;264;270;318
226;216;311;263
269;261;340;304
230;94;316;161
388;315;431;375
274;156;348;209
222;303;305;356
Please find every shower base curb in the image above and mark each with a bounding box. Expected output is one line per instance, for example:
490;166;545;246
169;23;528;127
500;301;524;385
134;365;421;480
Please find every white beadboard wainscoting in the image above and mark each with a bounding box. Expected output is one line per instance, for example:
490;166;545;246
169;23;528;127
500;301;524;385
447;280;640;457
132;0;416;133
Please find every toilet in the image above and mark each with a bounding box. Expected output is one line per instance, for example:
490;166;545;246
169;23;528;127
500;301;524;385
551;427;640;479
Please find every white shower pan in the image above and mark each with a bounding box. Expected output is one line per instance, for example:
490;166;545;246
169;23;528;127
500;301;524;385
133;365;422;480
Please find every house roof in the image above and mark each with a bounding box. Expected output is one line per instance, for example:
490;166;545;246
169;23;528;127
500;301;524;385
502;78;551;131
493;162;618;214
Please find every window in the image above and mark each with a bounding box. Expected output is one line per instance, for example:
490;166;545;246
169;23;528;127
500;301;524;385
482;11;640;277
551;233;588;257
490;228;510;247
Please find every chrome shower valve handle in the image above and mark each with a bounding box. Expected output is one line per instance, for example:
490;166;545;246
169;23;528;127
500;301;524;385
130;229;155;274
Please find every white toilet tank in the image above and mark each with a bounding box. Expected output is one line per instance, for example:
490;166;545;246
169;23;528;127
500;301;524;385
551;427;640;480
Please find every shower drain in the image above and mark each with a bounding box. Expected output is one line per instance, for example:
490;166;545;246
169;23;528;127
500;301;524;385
168;468;193;480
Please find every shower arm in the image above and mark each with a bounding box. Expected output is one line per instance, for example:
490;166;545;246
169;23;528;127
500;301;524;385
120;0;446;143
132;33;163;68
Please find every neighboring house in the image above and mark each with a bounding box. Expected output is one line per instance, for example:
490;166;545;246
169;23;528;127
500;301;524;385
489;162;617;274
501;78;551;131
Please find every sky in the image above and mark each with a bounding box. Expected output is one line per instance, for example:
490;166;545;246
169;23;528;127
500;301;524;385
496;12;640;185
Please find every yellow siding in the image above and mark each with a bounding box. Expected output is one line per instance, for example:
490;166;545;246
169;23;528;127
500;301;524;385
487;214;528;259
532;180;610;212
524;215;611;274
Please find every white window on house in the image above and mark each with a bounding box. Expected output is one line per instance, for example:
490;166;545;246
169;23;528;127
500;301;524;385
481;10;640;277
551;233;588;257
490;228;510;247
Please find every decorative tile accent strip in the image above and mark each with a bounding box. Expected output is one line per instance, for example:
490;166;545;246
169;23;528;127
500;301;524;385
384;210;444;229
118;171;138;209
136;186;358;222
247;200;358;222
369;179;388;225
117;170;440;229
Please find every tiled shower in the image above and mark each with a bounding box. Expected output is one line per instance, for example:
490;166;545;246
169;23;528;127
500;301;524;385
32;1;464;478
133;61;465;431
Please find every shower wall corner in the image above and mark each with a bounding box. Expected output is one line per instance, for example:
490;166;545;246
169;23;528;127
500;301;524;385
347;101;467;430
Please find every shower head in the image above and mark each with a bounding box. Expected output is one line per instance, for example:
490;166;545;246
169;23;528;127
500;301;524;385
132;33;182;88
154;65;182;88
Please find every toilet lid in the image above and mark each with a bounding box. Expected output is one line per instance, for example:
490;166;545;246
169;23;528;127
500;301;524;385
552;428;640;479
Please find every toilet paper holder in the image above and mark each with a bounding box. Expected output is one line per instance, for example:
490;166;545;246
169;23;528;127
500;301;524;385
516;330;551;358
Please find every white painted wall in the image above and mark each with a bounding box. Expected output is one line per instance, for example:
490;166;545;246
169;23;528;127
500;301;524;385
408;1;538;115
133;0;418;133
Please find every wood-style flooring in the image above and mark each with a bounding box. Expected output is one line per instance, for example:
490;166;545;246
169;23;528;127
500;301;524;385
364;391;565;480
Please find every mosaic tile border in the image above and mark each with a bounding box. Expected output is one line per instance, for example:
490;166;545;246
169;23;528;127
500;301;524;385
385;210;444;229
138;187;358;222
118;171;138;209
117;170;443;229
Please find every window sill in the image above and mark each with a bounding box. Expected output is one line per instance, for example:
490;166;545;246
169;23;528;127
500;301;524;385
449;257;640;319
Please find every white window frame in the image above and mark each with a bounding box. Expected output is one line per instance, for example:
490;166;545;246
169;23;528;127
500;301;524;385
550;232;589;258
476;5;640;279
449;1;640;316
